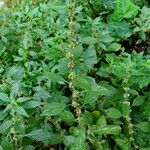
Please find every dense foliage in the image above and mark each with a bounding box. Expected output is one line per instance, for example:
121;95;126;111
0;0;150;149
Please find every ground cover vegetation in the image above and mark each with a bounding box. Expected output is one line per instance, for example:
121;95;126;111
0;0;150;149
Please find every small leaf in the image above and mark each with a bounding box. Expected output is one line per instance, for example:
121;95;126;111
96;115;107;127
108;43;121;51
93;125;121;135
0;93;10;102
16;106;29;118
63;136;75;147
105;108;122;119
122;103;131;116
132;96;145;106
60;111;75;125
41;102;66;117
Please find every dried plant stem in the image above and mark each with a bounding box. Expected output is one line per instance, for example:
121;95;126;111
123;76;138;150
67;2;82;123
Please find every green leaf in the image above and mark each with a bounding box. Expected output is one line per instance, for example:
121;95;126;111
132;96;145;106
60;111;75;125
16;97;30;103
108;43;121;51
29;7;39;18
41;102;66;117
93;125;121;135
111;0;139;21
97;86;110;96
122;103;131;116
96;115;107;127
84;45;98;67
84;90;99;105
105;108;122;119
63;136;75;147
80;36;98;45
107;21;132;39
136;122;150;133
0;120;13;134
16;106;29;118
0;93;10;102
25;129;50;142
25;101;41;109
44;71;66;84
0;145;3;150
74;77;90;90
70;127;86;150
115;137;130;150
1;138;14;150
10;82;19;99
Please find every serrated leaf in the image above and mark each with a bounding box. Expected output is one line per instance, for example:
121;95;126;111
105;108;122;119
41;102;66;117
0;93;10;102
16;106;29;118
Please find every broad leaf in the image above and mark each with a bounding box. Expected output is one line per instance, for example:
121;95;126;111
0;93;10;102
44;72;66;84
136;122;150;133
25;129;50;142
16;106;29;118
0;120;13;134
41;102;66;116
105;108;122;119
111;0;139;21
132;96;145;106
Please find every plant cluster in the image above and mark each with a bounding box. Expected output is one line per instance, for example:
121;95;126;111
0;0;150;149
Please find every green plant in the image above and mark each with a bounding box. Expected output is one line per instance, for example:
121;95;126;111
0;0;150;149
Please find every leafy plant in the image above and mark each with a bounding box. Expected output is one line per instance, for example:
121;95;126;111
0;0;149;149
